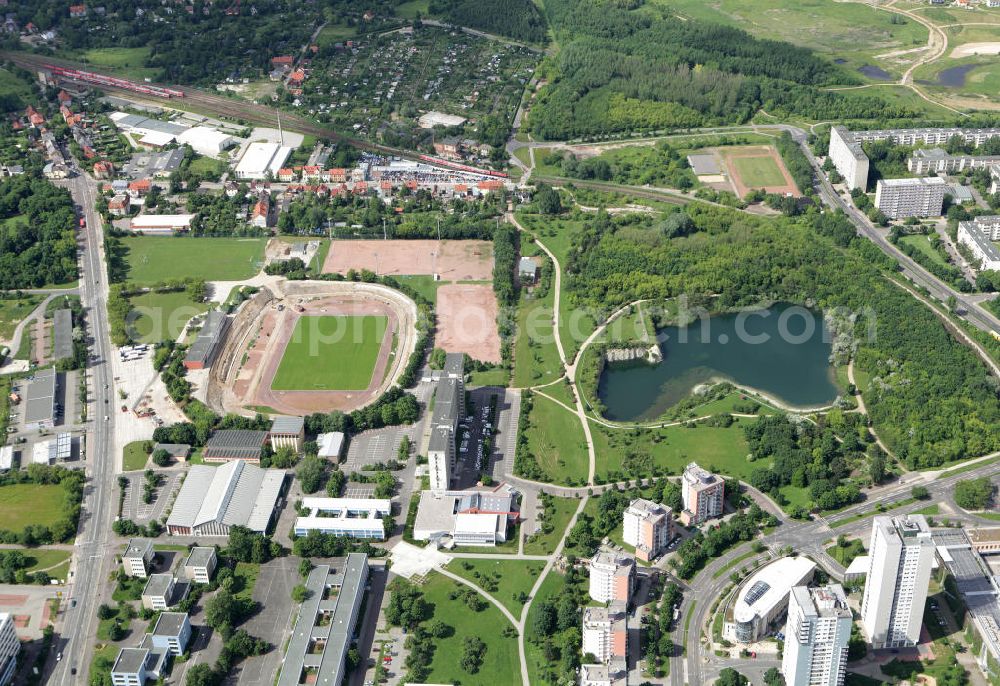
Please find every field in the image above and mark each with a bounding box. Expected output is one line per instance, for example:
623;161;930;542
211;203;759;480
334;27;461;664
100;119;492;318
270;315;388;391
513;257;561;387
122;441;149;472
121;237;266;285
435;284;502;364
915;56;1000;105
418;573;520;685
0;296;40;341
523;495;579;556
0;484;65;531
898;234;949;268
0;69;37;111
718;146;800;198
129;291;209;343
447;559;546;614
654;0;929;80
523;394;590;485
323;239;494;281
590;417;754;483
75;47;158;80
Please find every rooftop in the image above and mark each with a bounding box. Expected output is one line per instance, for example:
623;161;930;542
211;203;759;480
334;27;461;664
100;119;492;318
186;310;229;366
112;647;150;675
124;538;153;560
203;429;268;460
152;611;188;637
52;308;73;361
270;415;304;435
878;176;947;188
184;546;216;568
24;367;57;424
731;556;816;625
142;573;174;598
166;461;285;533
317;432;345;457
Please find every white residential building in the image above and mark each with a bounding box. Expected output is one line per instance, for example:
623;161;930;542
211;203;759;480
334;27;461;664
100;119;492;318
874;177;948;219
581;603;627;664
0;613;19;686
829;126;870;191
782;585;852;686
122;538;155;579
957;216;1000;272
861;515;935;648
681;462;725;525
588;552;635;604
622;499;672;562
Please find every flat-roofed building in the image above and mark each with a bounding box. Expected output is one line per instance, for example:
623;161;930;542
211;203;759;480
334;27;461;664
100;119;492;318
235;142;293;180
579;661;627;686
588;551;635;604
782;585;852;686
681;462;724;525
907;148;1000;174
184;310;230;370
829;126;870;191
0;447;12;472
129;214;196;234
317;431;345;459
269;416;304;453
150;612;191;656
623;499;672;562
152;443;190;461
176;127;234;156
122;538;154;578
277;555;368;686
725;556;817;643
582;603;627;664
182;547;217;583
0;613;19;686
453;512;506;546
969;528;1000;555
111;647;155;686
24;367;58;431
413;486;519;546
293;497;391;539
141;573;187;611
201;429;269;464
166;461;285;536
428;375;462;491
861;515;935;648
874;176;947;219
958;216;1000;272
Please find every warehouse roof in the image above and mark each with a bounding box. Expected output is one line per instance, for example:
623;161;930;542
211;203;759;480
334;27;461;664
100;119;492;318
177;126;234;154
235;142;293;179
153;443;190;459
130;214;196;230
24;368;57;425
317;432;345;458
270;415;304;435
185;310;229;367
166;461;285;533
203;429;268;461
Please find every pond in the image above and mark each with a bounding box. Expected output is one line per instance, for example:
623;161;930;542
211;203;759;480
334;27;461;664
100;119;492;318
858;65;893;81
934;64;977;87
597;303;839;422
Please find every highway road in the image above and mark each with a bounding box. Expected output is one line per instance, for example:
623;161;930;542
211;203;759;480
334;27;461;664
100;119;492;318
48;165;117;684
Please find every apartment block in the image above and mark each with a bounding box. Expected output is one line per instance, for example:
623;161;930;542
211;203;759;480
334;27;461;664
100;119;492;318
782;585;852;686
828;125;870;191
427;352;465;491
588;551;635;604
680;462;724;525
581;603;628;664
861;515;935;648
0;613;18;686
874;177;947;219
958;216;1000;272
622;499;672;562
122;538;154;579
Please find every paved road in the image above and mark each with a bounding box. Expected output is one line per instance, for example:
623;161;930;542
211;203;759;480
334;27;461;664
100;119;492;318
47;166;117;684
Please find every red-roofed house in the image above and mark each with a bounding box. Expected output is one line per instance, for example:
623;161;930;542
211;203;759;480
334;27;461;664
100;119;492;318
455;184;468;195
277;168;295;182
93;160;114;179
251;197;270;229
128;179;152;195
57;90;72;104
69;4;87;18
108;193;129;216
271;56;294;67
477;180;504;193
353;181;368;195
302;165;321;181
25;106;44;127
328;169;346;183
288;69;305;85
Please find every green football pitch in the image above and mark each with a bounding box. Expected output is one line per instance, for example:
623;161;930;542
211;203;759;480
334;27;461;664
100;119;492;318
270;315;388;391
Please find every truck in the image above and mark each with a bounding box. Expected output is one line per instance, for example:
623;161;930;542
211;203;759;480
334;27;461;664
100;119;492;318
79;217;86;229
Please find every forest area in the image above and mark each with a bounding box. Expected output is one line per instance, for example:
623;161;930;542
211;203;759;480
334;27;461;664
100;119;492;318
427;0;549;44
527;0;924;139
559;204;1000;470
0;175;78;290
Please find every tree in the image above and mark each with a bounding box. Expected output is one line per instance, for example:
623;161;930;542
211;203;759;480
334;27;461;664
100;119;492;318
460;636;487;674
763;667;785;686
97;603;115;620
715;668;749;686
205;589;244;637
536;186;562;215
954;477;994;510
291;585;310;603
911;486;930;500
185;663;220;686
151;449;171;467
296;455;327;494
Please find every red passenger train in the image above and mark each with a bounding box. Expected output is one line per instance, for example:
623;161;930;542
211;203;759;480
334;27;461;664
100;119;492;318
45;65;184;98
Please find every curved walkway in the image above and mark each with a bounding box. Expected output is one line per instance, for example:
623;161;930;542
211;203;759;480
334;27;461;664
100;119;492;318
3;292;73;360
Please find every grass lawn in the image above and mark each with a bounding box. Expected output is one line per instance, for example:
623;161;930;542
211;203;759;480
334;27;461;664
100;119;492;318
524;495;579;556
309;239;331;275
317;23;358;44
186;156;226;178
468;368;511;387
590;417;754;483
0;484;65;530
912;504;940;516
826;538;866;566
525;571;570;685
898;234;948;268
122;441;149;472
731;154;787;188
233;562;259;602
0;296;40;341
448;559;545;615
121;237;266;285
129;291;208;343
78;47;157;79
0;69;36;106
513;278;562;387
395;0;430;19
23;549;72;577
271;315;387;391
524;393;590;485
393;275;441;304
419;572;519;685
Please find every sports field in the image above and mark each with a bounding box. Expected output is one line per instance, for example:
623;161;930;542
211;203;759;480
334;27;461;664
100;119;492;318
121;237;266;285
732;156;787;188
270;315;387;391
130;291;209;343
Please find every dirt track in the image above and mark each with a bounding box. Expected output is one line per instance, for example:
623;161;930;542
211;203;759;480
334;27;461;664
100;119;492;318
718;145;800;199
322;239;494;280
436;283;502;364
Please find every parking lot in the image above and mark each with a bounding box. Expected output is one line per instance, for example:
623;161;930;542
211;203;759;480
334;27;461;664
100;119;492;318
229;557;300;686
449;387;520;488
119;470;182;524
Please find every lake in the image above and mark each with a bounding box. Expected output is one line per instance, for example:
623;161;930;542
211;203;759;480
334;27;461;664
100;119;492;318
597;303;839;421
